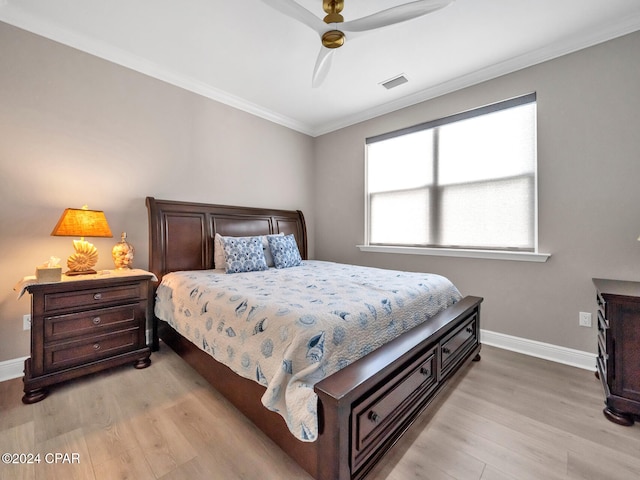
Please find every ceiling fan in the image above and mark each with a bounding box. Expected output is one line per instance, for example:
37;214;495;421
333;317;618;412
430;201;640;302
262;0;454;87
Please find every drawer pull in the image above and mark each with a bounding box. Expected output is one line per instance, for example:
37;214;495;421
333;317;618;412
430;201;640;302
93;293;102;301
92;317;101;325
466;327;473;334
368;411;380;424
442;347;451;354
419;366;430;376
93;343;101;351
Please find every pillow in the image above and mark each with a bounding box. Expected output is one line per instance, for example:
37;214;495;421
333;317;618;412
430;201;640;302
267;234;302;269
263;233;283;267
221;236;268;274
214;232;283;269
214;233;226;269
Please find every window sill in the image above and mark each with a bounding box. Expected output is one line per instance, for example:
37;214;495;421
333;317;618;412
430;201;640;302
356;245;551;262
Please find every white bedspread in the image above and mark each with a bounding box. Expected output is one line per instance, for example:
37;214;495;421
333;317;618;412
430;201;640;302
154;260;461;442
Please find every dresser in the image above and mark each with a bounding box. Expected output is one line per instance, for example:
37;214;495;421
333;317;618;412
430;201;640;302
21;271;153;404
593;278;640;426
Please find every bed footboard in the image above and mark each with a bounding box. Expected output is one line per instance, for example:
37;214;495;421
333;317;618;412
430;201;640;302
314;295;482;480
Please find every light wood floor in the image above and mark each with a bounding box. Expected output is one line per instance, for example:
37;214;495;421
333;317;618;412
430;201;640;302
1;345;639;480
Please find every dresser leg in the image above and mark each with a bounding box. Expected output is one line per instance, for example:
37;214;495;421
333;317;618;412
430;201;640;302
603;406;635;426
472;353;481;362
134;357;151;369
22;388;48;404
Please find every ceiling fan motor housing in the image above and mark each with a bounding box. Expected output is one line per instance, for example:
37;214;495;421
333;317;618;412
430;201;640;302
322;30;345;48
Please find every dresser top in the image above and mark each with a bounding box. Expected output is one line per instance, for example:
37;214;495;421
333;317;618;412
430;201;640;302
593;278;640;298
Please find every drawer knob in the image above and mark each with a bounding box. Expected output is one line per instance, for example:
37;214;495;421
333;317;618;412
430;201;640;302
93;293;102;300
92;317;101;325
93;343;101;351
442;347;451;354
419;366;430;376
368;411;380;424
466;327;473;334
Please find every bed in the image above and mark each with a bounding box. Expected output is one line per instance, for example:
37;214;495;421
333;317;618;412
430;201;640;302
146;196;483;480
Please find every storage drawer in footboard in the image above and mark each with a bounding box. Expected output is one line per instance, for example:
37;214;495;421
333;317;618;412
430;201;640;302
351;346;438;474
440;313;478;379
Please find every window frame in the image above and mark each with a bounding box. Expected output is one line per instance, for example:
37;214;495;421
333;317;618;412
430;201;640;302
359;93;550;263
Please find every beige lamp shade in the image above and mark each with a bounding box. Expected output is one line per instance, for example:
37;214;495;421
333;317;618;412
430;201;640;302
51;207;113;275
51;208;113;238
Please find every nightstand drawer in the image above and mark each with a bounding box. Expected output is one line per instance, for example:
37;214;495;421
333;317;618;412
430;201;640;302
44;328;140;372
43;283;144;312
44;303;144;342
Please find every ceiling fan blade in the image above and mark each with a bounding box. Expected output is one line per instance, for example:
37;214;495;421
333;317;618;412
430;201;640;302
261;0;325;33
312;46;334;88
341;0;453;33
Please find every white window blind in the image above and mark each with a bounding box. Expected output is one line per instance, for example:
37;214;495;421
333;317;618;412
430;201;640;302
366;93;537;252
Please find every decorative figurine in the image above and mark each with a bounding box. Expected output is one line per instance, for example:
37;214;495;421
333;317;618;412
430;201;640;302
112;232;134;269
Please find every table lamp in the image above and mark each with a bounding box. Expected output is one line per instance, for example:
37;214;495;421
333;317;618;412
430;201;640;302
51;205;113;275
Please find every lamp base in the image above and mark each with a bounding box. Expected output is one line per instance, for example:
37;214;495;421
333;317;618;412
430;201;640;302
65;239;99;276
65;269;97;276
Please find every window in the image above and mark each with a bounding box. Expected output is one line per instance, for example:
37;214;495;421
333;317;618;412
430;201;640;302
365;93;539;255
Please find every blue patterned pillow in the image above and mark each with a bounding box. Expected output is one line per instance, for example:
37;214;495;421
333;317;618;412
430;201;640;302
222;236;268;274
267;234;302;269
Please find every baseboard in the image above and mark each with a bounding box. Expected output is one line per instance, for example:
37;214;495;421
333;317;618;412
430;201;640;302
0;356;27;382
0;332;596;383
481;329;597;371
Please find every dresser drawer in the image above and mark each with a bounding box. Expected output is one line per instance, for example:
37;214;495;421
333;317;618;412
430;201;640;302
44;303;144;342
597;310;608;342
596;291;606;313
597;341;607;380
43;283;144;313
43;328;140;372
352;347;438;471
441;314;478;377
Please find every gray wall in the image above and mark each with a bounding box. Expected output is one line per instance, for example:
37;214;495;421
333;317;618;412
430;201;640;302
1;21;639;365
313;31;640;354
0;23;315;363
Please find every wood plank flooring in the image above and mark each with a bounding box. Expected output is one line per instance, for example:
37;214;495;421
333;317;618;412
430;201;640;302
1;345;639;480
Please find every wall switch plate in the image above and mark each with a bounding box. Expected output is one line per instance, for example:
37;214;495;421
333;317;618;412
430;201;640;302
579;311;592;327
23;314;31;330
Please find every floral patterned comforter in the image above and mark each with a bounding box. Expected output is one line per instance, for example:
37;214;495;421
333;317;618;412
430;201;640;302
154;260;462;442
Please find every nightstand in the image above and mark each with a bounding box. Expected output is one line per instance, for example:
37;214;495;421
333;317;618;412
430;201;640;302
18;270;154;404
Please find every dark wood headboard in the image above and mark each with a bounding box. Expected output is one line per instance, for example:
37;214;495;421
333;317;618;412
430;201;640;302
146;197;308;284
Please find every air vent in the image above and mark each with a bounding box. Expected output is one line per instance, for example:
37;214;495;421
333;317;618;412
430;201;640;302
380;74;408;90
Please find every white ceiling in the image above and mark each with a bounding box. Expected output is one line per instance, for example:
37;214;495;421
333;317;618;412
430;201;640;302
1;0;640;136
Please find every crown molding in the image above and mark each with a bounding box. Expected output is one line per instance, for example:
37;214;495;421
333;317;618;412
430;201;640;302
310;13;640;136
2;5;639;138
0;7;315;136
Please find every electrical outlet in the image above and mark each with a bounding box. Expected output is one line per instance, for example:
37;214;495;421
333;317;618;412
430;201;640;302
23;314;31;330
579;311;592;327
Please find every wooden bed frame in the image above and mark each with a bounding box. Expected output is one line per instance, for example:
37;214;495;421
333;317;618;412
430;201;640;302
146;196;483;480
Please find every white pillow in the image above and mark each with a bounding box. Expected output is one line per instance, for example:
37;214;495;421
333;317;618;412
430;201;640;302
214;232;284;269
